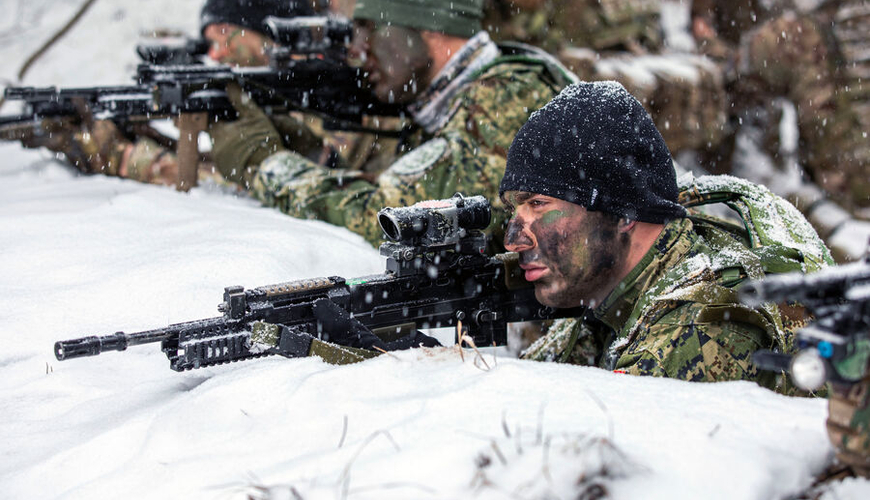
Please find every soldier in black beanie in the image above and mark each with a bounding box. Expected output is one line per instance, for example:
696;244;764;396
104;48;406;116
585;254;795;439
201;0;315;66
501;80;686;310
200;0;314;37
501;81;832;396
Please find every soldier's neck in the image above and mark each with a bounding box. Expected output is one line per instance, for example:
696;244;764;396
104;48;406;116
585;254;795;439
420;31;470;83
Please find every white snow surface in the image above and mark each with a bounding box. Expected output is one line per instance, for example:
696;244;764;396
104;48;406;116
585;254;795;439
1;1;869;499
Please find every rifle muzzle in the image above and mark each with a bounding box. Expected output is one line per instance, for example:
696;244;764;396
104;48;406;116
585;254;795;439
54;332;128;361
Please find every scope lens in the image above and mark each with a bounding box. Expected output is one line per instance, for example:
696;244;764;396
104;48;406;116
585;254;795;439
378;212;402;241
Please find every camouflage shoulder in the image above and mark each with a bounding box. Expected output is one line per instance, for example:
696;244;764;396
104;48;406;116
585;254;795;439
522;317;602;366
618;302;769;383
478;42;579;88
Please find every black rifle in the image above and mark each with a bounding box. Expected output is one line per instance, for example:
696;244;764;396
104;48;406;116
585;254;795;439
136;37;210;66
740;255;870;390
54;194;584;371
1;16;402;189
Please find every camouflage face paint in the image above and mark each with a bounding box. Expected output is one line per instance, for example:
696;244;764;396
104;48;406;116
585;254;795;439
369;26;431;103
540;209;566;226
525;205;629;308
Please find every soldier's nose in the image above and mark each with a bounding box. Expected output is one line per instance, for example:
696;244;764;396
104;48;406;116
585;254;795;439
504;217;534;252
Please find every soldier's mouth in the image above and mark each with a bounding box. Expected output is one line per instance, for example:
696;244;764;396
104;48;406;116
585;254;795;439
519;263;548;282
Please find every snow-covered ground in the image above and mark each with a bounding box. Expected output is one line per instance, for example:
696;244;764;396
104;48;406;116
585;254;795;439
1;1;869;499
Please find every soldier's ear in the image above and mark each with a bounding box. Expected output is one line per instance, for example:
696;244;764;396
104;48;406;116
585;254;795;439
617;218;637;233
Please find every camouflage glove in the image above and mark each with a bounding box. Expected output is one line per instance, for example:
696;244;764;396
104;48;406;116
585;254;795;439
18;118;130;175
208;83;285;185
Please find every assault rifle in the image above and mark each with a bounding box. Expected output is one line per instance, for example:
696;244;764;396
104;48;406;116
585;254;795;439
740;255;870;391
54;194;584;371
0;16;402;190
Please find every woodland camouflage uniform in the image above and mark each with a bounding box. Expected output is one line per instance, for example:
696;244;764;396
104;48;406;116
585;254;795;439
251;31;576;247
523;174;835;395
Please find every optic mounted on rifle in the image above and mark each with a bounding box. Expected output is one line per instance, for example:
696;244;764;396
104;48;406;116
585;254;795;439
264;15;352;60
136;37;210;65
377;193;491;277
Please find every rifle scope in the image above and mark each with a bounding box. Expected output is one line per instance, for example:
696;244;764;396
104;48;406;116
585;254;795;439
377;193;490;247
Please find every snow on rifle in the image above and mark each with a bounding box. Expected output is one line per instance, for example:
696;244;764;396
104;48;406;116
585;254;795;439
54;194;583;371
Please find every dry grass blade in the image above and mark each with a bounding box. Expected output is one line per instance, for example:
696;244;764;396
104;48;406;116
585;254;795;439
371;345;400;360
457;320;465;362
584;389;614;441
338;415;348;449
460;334;492;371
339;430;402;499
490;440;508;466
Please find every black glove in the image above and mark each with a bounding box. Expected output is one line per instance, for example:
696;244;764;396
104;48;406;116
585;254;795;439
312;298;442;351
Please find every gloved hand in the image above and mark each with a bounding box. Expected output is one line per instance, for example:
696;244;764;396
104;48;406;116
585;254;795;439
312;298;441;351
208;83;285;184
18;117;130;175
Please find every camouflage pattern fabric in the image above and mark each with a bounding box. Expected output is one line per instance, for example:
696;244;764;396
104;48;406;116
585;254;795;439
523;174;834;394
487;0;727;158
523;217;789;389
483;0;662;53
828;371;870;477
724;5;870;210
559;51;728;155
251;48;570;247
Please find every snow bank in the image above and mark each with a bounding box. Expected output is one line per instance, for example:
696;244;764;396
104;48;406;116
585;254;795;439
1;1;868;499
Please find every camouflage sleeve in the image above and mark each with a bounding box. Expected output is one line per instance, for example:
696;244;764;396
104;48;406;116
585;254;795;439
523;310;775;389
615;315;774;386
249;63;559;246
521;317;607;366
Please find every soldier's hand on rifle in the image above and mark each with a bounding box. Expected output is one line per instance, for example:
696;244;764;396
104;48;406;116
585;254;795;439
312;298;441;351
208;83;285;185
20;118;132;176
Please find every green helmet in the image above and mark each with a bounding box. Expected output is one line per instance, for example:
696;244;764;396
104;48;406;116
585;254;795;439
353;0;484;38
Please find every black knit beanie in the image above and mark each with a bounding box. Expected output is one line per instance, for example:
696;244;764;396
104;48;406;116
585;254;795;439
500;81;686;223
200;0;315;35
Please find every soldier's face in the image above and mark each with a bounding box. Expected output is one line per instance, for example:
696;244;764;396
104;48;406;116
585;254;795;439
204;23;273;67
502;191;630;308
349;22;432;103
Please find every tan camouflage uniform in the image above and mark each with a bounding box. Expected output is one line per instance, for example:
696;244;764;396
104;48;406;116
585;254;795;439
251;31;575;247
484;0;729;162
483;0;662;53
523;174;834;394
736;4;870;209
828;369;870;476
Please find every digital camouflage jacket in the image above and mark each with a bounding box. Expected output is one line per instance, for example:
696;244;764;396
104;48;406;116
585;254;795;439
250;32;576;247
522;174;835;394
